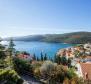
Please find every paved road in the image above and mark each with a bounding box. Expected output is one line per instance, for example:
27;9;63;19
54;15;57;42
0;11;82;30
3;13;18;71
21;75;42;84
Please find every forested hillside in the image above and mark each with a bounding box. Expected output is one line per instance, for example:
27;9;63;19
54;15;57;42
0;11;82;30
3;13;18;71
3;32;91;44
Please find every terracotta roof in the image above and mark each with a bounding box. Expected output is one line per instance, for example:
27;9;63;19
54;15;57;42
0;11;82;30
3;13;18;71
80;63;91;80
17;54;32;59
85;56;91;59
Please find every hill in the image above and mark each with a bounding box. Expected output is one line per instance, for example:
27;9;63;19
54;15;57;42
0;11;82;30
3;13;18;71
3;32;91;44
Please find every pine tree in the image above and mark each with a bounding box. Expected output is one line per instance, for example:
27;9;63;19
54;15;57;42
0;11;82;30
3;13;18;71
8;39;15;68
8;39;15;56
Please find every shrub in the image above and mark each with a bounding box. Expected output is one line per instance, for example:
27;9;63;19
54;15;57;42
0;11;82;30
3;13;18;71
40;61;57;78
0;69;23;84
14;57;33;74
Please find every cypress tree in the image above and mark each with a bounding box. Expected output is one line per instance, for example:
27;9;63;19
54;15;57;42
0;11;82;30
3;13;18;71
61;56;67;65
54;54;61;64
44;53;47;61
33;53;36;60
40;52;44;61
37;57;39;61
50;58;53;62
54;54;57;62
68;58;72;68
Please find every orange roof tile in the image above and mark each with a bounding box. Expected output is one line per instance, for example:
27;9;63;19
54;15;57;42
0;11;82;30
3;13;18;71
80;63;91;80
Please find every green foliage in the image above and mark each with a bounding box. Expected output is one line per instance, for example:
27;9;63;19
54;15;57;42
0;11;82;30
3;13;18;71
40;52;44;61
68;58;72;68
44;53;47;61
67;68;77;79
14;57;33;73
54;56;68;65
21;51;30;55
33;53;36;60
54;55;61;64
8;39;15;56
60;56;67;65
39;61;78;83
0;51;6;59
0;69;23;84
0;44;5;50
10;32;91;44
37;57;40;61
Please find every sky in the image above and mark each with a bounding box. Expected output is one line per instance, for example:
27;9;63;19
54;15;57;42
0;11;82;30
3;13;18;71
0;0;91;37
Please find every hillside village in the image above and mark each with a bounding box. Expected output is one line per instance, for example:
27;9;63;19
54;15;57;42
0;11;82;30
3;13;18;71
57;43;91;81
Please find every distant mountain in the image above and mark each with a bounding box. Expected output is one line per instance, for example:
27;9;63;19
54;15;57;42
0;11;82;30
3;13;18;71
3;32;91;44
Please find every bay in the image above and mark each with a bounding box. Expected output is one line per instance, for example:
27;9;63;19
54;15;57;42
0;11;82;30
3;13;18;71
14;41;74;59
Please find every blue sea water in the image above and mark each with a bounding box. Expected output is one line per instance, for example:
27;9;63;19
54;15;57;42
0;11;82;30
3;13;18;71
14;41;74;59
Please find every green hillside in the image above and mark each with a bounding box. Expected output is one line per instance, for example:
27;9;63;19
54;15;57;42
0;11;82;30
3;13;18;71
4;32;91;44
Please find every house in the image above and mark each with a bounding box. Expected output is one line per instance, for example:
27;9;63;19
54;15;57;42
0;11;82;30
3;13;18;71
57;48;75;59
17;53;33;61
84;43;91;51
81;56;91;62
75;62;91;80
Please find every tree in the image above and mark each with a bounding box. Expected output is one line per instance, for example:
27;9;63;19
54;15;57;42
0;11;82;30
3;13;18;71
40;52;44;61
8;39;15;68
44;53;47;61
21;51;30;55
50;58;53;62
8;39;15;56
0;51;6;59
68;58;72;68
33;53;36;60
0;39;6;59
60;56;67;65
37;57;40;61
54;54;57;62
54;55;61;64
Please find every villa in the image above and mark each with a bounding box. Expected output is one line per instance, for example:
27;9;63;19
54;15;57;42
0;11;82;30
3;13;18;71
75;62;91;80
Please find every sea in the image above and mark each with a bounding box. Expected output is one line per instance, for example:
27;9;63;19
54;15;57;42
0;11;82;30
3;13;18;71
1;41;74;59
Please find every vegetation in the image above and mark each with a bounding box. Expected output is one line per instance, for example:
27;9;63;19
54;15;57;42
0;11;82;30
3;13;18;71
4;32;91;44
33;52;48;61
33;61;79;84
0;40;23;84
14;57;33;75
54;55;72;67
0;69;23;84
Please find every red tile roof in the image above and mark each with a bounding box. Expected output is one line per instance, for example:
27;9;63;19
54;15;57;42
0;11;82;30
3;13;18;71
80;63;91;80
17;54;32;59
85;56;91;59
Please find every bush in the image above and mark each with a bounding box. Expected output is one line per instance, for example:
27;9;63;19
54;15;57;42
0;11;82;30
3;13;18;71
40;61;57;78
14;57;33;74
0;69;23;84
32;61;43;79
